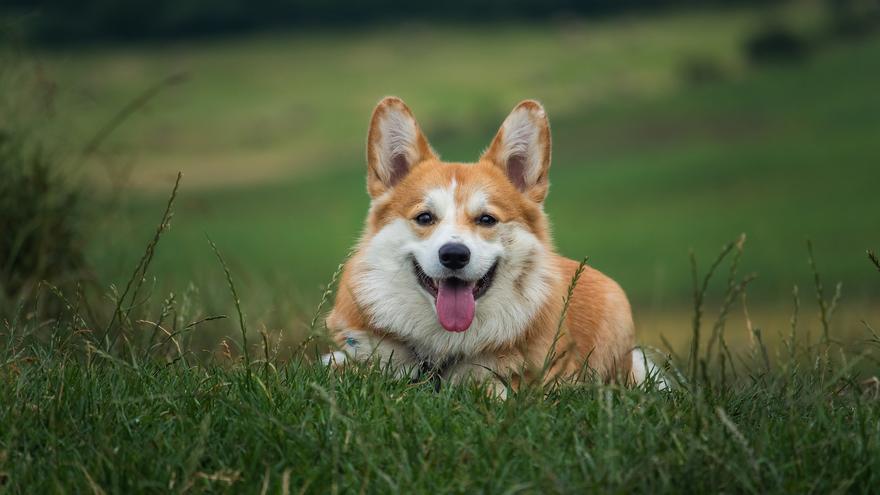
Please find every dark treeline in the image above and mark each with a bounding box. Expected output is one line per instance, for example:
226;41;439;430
3;0;777;44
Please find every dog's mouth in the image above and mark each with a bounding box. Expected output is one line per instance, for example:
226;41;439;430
413;259;498;333
412;260;497;300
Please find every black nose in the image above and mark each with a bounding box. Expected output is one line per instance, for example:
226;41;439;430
438;243;470;270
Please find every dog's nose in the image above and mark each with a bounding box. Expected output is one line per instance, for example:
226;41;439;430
438;243;470;270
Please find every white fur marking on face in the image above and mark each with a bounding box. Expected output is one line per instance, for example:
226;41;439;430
466;189;488;216
352;184;553;361
414;182;500;282
425;186;456;221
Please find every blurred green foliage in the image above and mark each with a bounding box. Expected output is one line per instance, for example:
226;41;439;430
0;131;86;302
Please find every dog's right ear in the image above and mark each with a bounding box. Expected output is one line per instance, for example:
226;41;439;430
366;97;436;199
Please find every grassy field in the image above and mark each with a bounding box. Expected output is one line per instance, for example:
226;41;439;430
3;352;878;493
2;218;879;492
2;248;879;492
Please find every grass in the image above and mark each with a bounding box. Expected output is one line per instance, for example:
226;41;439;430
1;211;878;492
1;121;879;495
2;351;878;493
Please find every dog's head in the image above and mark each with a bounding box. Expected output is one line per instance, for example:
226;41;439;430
353;97;555;351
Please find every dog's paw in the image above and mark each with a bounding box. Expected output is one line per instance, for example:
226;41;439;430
321;351;347;366
632;348;670;390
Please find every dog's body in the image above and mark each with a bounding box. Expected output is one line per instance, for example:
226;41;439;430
324;97;652;393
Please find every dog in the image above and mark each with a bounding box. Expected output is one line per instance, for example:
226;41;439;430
323;97;661;395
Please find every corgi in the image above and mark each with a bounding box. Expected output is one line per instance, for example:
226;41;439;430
323;97;660;395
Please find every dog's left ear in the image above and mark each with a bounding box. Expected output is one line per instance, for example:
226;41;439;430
481;100;551;203
366;97;437;199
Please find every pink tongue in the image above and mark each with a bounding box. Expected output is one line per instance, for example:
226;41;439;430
435;279;476;332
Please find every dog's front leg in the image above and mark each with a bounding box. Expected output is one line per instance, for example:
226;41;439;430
322;328;421;380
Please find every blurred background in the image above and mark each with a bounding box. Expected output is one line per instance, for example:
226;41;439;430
1;0;878;353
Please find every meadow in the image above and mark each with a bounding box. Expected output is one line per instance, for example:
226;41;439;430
2;4;880;492
1;206;878;492
21;9;876;346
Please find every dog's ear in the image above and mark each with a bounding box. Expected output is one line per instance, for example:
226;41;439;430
481;100;551;203
366;97;436;198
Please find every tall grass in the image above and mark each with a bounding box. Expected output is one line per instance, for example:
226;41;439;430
0;51;187;321
0;176;878;493
0;125;87;308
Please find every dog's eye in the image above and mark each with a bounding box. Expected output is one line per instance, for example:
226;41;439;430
414;212;434;226
477;214;498;226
